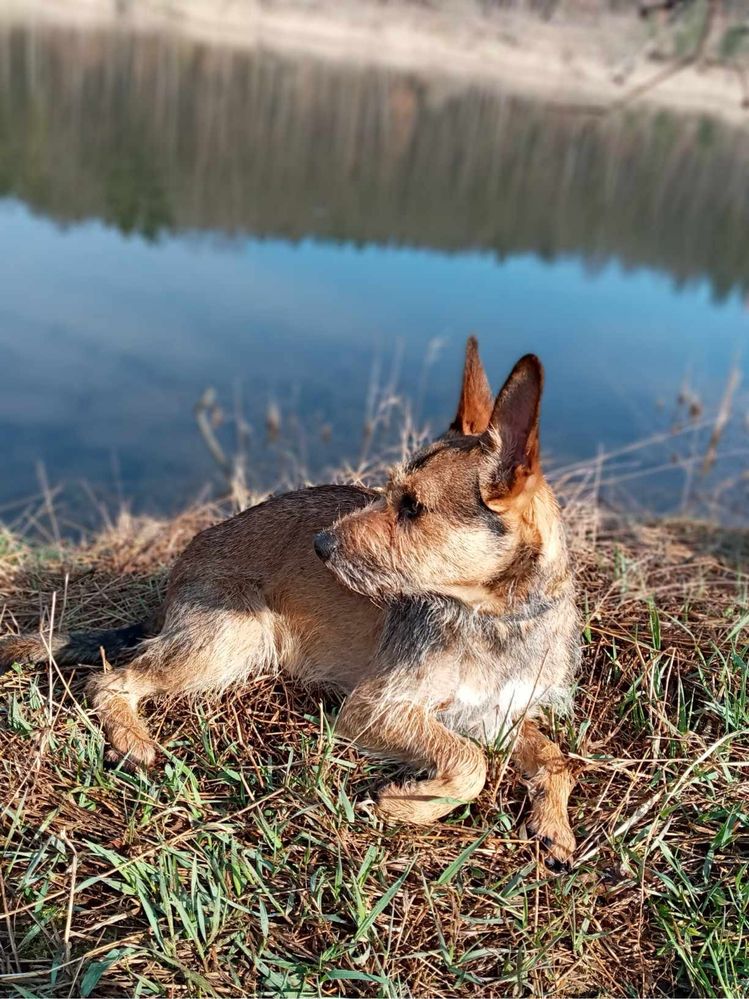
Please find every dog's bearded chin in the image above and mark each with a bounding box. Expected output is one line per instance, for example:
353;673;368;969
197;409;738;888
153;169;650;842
323;555;400;603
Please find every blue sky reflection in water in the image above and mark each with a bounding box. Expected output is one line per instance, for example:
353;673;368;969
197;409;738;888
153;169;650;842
1;200;746;519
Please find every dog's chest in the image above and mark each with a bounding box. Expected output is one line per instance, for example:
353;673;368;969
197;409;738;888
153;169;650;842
440;675;543;744
454;676;539;717
439;635;551;741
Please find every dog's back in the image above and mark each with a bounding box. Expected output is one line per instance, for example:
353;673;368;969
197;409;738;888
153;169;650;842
165;483;386;689
0;484;384;688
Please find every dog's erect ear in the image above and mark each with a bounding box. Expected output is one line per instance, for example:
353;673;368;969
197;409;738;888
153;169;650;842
449;336;495;436
479;354;544;511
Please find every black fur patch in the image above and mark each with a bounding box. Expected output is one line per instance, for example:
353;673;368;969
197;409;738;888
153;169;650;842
377;597;460;666
404;444;444;475
404;436;479;475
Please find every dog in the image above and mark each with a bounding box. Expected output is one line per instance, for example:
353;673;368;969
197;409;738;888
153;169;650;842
0;339;580;869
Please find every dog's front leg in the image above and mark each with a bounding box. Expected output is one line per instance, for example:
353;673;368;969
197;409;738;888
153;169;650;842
337;679;487;825
512;719;576;871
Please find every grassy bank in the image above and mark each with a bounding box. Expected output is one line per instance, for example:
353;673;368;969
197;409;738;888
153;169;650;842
1;495;747;997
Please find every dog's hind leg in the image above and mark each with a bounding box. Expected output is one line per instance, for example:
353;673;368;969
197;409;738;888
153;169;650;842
87;653;165;768
337;680;487;825
511;718;576;871
87;590;278;769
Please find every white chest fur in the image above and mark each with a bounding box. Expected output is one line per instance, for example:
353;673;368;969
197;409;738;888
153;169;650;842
497;677;544;719
455;682;487;707
456;676;541;716
447;675;559;744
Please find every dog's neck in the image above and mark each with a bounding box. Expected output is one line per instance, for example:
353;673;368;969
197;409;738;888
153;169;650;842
439;565;570;621
379;586;566;655
489;592;562;625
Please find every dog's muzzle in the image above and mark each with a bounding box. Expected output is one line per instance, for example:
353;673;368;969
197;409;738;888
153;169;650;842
314;530;338;563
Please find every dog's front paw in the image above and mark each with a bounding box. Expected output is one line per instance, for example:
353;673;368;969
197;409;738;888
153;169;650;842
104;725;157;771
377;779;458;825
527;802;576;873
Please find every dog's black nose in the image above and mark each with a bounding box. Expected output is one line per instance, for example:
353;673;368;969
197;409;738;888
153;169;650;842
314;530;338;562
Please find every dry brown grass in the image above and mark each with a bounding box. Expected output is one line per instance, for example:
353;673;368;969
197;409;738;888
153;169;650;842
0;495;747;997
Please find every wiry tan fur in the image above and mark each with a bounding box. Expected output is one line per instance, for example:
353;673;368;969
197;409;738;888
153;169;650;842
0;338;580;870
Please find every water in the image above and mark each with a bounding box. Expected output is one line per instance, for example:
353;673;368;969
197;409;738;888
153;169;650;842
1;23;748;523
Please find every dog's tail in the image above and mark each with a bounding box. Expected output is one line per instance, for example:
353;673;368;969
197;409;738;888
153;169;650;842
0;622;147;674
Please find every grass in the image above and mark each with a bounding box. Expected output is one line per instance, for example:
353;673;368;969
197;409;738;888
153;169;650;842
0;499;747;997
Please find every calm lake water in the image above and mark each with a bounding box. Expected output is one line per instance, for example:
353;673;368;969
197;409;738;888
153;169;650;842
1;23;748;524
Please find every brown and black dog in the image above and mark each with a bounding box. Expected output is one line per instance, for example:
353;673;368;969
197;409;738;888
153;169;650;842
0;339;580;868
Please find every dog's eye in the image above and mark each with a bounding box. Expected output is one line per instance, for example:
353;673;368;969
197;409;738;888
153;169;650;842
399;494;424;521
